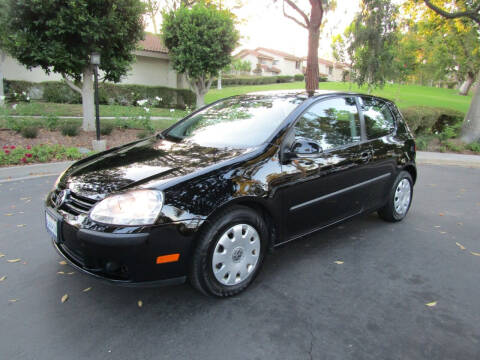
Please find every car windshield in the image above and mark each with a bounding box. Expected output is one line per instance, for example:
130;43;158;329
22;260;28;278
164;94;303;149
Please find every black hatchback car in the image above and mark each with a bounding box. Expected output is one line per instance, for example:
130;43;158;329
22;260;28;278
45;90;416;297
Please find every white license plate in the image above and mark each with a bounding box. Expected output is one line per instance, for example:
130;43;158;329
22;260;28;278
45;211;58;240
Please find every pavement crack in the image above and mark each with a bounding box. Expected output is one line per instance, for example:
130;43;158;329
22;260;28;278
307;328;315;360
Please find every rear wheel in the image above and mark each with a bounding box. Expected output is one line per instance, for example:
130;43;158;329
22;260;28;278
189;206;268;297
378;171;413;222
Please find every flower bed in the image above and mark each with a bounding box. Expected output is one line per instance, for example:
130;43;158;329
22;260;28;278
0;144;85;166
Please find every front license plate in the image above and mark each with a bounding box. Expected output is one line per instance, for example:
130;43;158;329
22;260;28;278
45;211;58;241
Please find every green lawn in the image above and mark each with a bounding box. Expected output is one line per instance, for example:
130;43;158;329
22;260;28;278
3;82;472;120
6;102;188;118
205;82;472;113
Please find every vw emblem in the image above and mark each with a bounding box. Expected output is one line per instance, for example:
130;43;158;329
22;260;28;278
55;189;70;208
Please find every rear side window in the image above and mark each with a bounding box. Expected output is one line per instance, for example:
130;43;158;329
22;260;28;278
294;96;361;151
361;97;396;139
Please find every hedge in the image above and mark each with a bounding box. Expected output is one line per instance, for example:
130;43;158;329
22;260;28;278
400;106;464;135
212;75;296;87
3;79;196;108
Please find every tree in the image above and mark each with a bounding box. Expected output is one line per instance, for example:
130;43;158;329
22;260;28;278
418;0;480;142
162;3;239;108
279;0;334;95
143;0;198;33
347;0;399;92
3;0;144;131
0;0;9;107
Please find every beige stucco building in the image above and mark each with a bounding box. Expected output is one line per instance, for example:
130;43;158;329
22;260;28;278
2;34;187;89
234;46;350;81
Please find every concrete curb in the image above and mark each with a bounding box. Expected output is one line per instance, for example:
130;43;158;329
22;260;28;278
0;151;479;183
416;151;480;168
0;161;73;183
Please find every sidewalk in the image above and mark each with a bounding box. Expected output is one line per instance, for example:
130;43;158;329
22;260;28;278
416;151;480;168
1;151;479;183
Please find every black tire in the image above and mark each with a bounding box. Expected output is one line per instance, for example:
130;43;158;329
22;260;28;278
378;170;413;222
189;205;268;297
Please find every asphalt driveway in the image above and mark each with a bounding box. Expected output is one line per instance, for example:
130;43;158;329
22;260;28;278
0;164;479;360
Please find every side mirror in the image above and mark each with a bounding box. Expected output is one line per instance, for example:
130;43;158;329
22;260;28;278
283;138;322;162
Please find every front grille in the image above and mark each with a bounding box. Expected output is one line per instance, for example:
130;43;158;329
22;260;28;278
51;189;97;215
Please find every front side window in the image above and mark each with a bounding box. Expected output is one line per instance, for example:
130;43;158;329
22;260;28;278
361;97;396;139
294;97;361;151
165;95;303;149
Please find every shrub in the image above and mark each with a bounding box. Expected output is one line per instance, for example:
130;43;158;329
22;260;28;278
136;130;151;139
43;82;82;104
5;117;23;132
439;124;461;141
401;106;464;135
294;74;304;81
20;125;39;139
467;142;480;153
0;144;85;166
45;115;59;131
319;76;328;82
100;122;114;135
60;122;80;136
443;140;464;153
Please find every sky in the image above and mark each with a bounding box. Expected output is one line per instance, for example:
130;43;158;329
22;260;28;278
145;0;361;60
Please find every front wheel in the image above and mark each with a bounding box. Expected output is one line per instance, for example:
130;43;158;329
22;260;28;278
189;206;268;297
378;171;413;222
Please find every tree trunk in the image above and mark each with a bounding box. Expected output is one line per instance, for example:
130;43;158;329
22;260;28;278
217;71;222;90
0;50;5;107
460;87;480;143
196;91;205;108
305;27;320;96
459;72;475;96
81;66;95;132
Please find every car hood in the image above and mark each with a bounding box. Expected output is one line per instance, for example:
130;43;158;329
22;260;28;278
59;136;251;200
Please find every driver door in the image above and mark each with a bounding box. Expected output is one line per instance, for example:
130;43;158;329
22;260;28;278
280;96;367;240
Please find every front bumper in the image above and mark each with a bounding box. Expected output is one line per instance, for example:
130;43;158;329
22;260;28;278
46;206;195;286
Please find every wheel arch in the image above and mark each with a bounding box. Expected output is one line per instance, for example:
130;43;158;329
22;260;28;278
199;197;280;252
403;164;417;184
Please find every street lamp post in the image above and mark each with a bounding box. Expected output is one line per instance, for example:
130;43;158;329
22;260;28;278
90;52;101;141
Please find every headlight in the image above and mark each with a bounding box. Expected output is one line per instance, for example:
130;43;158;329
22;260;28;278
89;190;164;225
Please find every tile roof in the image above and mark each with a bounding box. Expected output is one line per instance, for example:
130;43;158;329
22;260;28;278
255;47;301;61
235;49;275;60
138;33;168;54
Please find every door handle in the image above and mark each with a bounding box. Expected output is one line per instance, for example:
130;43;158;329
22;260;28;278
360;150;373;162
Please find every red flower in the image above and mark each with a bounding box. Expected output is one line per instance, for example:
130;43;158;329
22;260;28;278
26;145;31;150
10;145;16;149
25;153;32;158
21;157;27;163
2;145;8;149
5;149;10;154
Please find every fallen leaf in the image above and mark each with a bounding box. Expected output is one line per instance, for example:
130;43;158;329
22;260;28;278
4;213;13;216
429;184;437;187
18;211;24;214
471;252;480;257
59;261;67;265
425;301;437;307
440;231;447;234
8;299;18;303
0;253;5;258
137;300;143;308
334;260;344;265
82;287;92;292
457;222;463;226
16;224;26;228
61;294;69;303
67;272;75;275
438;213;444;216
57;271;65;274
7;259;21;263
456;242;466;250
0;276;6;281
434;226;441;228
20;197;31;201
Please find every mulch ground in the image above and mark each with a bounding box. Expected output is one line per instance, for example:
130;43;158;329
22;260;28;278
0;128;142;149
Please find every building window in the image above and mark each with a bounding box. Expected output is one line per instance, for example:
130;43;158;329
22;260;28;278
296;61;301;69
260;59;266;65
273;60;279;65
328;66;333;75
